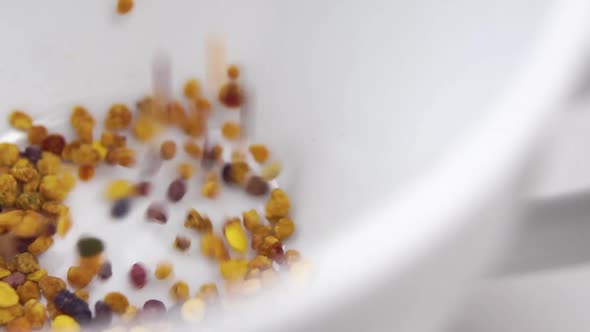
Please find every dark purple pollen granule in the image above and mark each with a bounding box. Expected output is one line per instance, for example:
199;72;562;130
142;299;166;318
111;199;131;218
45;223;57;236
167;179;187;202
221;163;233;184
15;237;35;254
93;301;112;326
97;261;112;280
54;289;92;324
23;146;42;164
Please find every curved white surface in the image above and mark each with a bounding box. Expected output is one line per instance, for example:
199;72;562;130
0;1;588;331
452;265;590;332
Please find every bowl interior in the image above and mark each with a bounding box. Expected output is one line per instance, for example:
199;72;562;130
0;0;552;327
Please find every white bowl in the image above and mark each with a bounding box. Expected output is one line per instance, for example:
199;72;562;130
0;1;588;331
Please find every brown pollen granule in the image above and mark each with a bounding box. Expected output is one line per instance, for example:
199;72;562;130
173;236;191;251
27;125;48;145
160;140;177;160
117;0;134;14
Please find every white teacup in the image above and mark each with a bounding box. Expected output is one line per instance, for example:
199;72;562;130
0;1;589;331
